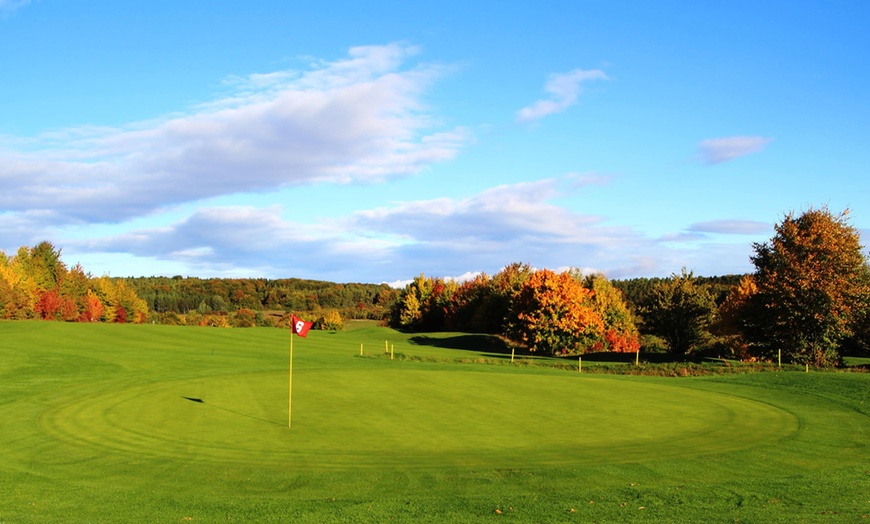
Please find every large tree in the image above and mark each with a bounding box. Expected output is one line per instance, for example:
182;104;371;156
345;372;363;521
745;207;870;366
581;273;640;353
507;269;604;355
639;269;716;355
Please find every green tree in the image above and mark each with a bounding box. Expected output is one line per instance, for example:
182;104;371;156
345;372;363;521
446;273;494;332
483;262;533;333
639;269;716;355
745;207;870;366
18;241;65;291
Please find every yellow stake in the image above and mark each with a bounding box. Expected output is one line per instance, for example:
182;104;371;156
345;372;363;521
288;331;294;429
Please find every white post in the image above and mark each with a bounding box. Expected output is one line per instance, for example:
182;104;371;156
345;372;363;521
578;356;582;374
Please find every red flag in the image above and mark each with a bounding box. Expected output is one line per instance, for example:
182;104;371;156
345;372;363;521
290;315;313;338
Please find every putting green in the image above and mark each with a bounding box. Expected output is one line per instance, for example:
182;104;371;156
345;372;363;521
41;367;798;469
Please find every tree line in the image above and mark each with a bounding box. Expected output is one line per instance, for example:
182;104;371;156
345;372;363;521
124;275;395;326
0;243;395;328
0;242;148;323
2;207;868;366
387;265;641;355
387;207;870;366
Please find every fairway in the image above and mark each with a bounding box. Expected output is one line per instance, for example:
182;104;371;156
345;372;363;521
2;321;868;522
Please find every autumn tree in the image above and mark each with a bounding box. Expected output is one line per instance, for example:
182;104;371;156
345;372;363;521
712;274;758;360
390;274;430;329
315;309;345;331
581;273;640;353
231;308;257;328
846;288;870;355
390;274;458;331
92;277;149;323
0;255;38;319
639;269;716;354
449;262;533;334
745;207;870;366
445;273;494;332
81;289;105;322
507;269;604;355
16;241;65;291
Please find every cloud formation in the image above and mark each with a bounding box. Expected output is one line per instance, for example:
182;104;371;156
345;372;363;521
689;219;770;235
0;0;29;16
0;43;467;226
54;171;763;282
67;177;678;282
697;136;772;164
516;69;607;122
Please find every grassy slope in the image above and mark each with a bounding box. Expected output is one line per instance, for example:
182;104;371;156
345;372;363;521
0;321;868;523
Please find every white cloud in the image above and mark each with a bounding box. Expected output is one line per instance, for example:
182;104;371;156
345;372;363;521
516;68;607;122
0;43;468;226
689;220;770;235
0;0;30;17
697;136;772;164
56;176;764;282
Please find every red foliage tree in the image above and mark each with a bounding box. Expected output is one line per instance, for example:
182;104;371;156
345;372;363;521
35;289;62;320
114;304;128;323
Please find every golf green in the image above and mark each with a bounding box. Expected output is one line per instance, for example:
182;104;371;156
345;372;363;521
5;322;867;522
40;366;797;468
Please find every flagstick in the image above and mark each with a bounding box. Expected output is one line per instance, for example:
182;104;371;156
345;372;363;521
288;330;294;429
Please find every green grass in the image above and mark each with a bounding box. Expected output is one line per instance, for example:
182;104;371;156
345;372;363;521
1;321;868;522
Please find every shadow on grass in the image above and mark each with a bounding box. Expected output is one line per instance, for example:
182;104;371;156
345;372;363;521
407;335;712;363
182;396;283;426
566;352;712;364
409;334;515;356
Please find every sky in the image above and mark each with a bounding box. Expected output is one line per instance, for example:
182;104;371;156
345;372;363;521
1;1;868;285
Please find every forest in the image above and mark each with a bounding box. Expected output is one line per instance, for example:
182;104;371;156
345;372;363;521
2;208;868;366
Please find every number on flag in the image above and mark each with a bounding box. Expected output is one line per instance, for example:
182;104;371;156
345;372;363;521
290;315;313;337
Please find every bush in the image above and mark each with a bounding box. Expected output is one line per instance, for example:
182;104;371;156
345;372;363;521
231;308;256;328
316;309;344;331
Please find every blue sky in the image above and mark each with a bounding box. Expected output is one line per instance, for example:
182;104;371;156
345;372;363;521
1;1;868;284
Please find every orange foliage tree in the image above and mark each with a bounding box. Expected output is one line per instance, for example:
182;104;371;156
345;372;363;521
713;275;758;359
507;269;605;355
582;273;640;353
746;207;870;365
80;289;105;322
